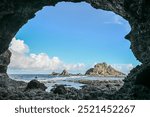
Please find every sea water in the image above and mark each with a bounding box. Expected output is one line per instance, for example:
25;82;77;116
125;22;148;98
8;74;124;92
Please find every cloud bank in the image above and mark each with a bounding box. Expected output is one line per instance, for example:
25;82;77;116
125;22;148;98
111;64;134;74
8;38;85;73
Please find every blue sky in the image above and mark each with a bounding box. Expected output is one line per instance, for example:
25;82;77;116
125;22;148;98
8;2;140;74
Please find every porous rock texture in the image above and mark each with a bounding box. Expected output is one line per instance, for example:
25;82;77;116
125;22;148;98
0;50;11;78
0;0;150;99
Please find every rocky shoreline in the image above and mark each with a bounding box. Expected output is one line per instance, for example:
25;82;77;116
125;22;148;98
0;76;124;100
1;71;150;100
1;63;150;100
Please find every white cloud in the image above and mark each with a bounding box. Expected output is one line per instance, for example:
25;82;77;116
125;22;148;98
8;37;85;73
10;37;29;54
111;64;134;74
63;63;85;71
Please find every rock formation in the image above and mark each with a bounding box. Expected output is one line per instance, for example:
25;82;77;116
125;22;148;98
60;69;70;76
51;85;67;95
25;80;47;91
0;50;11;78
114;64;150;99
85;63;125;76
51;71;83;76
51;72;60;76
0;0;150;99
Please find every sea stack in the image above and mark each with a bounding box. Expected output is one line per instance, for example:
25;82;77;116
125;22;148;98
60;69;70;76
85;62;125;76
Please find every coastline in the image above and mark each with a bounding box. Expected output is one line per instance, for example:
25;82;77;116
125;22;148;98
0;75;124;100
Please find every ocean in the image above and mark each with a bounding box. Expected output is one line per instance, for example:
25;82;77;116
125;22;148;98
8;74;124;92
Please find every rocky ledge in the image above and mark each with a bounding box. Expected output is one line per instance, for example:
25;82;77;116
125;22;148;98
85;63;125;77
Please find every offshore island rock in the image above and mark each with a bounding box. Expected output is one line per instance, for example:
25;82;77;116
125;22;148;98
85;62;125;77
60;69;70;76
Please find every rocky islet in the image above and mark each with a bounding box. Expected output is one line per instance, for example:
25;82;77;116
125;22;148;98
85;63;125;76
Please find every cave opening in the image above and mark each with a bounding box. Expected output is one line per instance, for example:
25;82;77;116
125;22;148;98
7;2;139;75
1;0;150;100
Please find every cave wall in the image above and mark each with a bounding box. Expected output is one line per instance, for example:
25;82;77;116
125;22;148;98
0;0;150;80
0;50;11;77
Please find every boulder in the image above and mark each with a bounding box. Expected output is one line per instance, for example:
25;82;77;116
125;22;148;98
52;85;67;94
25;80;47;91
